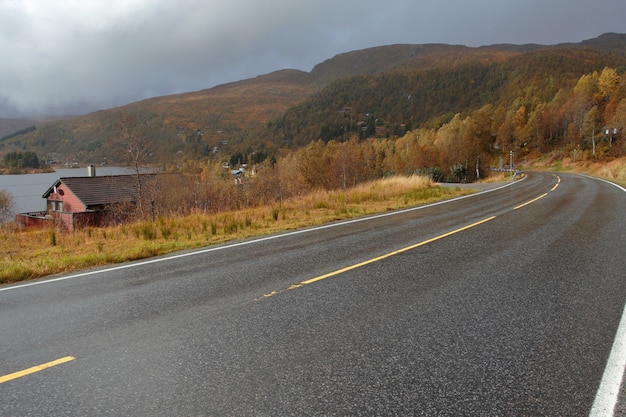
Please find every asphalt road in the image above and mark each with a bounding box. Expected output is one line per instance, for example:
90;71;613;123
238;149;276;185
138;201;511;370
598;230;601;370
1;172;625;416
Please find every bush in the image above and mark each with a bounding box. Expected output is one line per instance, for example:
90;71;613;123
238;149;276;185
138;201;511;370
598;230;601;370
0;190;15;223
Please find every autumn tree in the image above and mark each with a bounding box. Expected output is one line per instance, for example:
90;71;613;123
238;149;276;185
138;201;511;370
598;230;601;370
520;103;546;154
112;112;157;219
582;106;601;155
435;114;486;182
249;159;282;206
610;99;626;135
296;140;334;190
608;98;626;152
496;109;515;153
393;132;423;175
362;138;392;178
598;67;620;103
330;137;367;189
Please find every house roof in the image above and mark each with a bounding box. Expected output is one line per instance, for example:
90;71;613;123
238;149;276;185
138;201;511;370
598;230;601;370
43;174;159;208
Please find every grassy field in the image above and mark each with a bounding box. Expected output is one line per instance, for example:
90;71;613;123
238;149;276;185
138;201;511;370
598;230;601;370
1;175;479;285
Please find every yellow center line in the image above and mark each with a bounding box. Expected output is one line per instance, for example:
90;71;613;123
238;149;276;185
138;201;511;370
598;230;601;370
514;193;548;210
551;175;561;192
263;174;562;299
263;216;496;298
514;175;560;210
0;356;75;384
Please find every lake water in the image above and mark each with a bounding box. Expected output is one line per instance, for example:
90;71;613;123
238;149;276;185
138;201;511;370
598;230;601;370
0;167;142;215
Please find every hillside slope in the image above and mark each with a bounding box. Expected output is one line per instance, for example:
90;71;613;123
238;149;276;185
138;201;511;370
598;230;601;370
1;33;625;166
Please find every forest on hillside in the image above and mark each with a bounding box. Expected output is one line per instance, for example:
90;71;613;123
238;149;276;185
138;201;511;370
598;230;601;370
267;49;625;148
126;64;626;223
205;50;620;188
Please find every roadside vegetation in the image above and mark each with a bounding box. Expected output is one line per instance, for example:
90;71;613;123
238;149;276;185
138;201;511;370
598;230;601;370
0;175;479;285
0;190;14;223
526;153;626;186
5;150;623;286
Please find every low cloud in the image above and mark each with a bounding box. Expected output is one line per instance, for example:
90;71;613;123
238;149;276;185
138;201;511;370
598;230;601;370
1;0;624;117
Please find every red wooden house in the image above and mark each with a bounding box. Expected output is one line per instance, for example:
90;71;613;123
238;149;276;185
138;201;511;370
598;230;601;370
16;171;161;230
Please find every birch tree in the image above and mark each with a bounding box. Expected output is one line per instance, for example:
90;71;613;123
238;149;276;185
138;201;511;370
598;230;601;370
113;112;156;219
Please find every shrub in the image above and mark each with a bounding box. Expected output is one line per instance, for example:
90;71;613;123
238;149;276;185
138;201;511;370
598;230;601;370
271;207;280;221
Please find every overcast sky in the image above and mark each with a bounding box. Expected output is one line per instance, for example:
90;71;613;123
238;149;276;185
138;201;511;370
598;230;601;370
1;0;625;118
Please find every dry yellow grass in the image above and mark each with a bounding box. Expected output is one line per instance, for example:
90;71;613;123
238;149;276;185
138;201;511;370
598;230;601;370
525;155;626;186
593;159;626;185
0;175;475;285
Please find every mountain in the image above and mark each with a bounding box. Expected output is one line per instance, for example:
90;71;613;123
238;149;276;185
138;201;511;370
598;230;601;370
0;118;39;140
307;43;517;87
1;33;625;166
576;32;626;55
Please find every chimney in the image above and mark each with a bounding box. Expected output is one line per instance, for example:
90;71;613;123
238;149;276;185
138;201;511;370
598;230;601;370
87;164;96;177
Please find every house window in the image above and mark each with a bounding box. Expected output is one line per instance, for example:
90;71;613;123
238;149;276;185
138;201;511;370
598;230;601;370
52;201;63;212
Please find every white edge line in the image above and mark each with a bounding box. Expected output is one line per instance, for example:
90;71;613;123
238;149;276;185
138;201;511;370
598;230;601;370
580;173;626;193
0;178;520;294
584;174;626;417
590;311;626;417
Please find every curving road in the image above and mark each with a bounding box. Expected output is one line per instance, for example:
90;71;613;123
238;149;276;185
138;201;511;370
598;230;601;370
1;172;625;416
